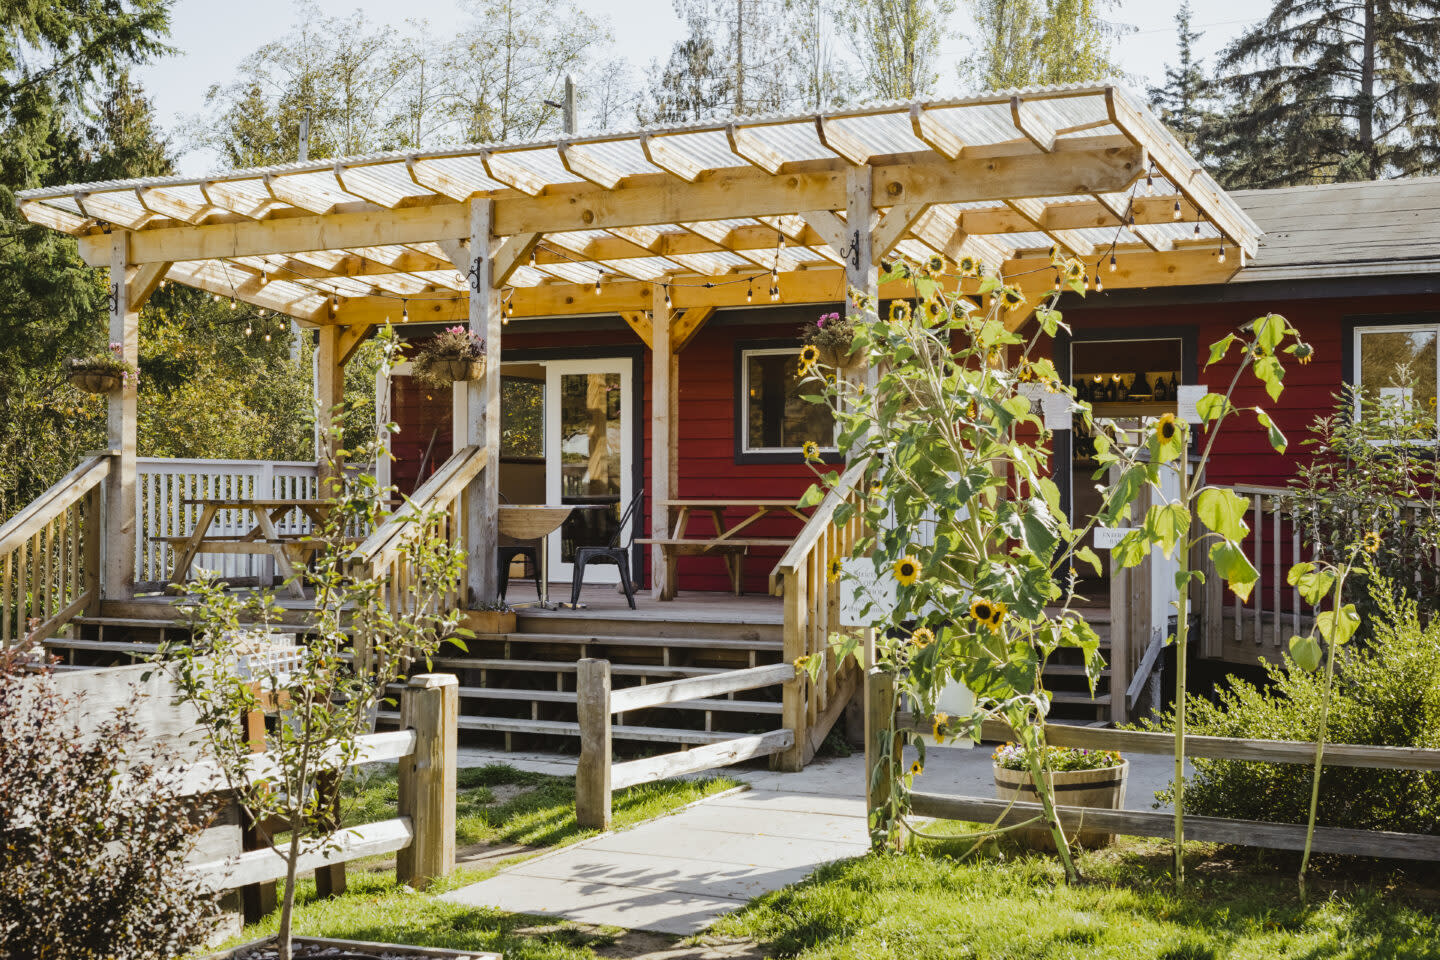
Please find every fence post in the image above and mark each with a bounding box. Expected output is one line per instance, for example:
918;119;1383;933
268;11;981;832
864;666;903;851
775;566;807;772
397;673;457;888
576;658;613;830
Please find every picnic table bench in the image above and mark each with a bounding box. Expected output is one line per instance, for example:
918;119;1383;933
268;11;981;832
637;499;809;600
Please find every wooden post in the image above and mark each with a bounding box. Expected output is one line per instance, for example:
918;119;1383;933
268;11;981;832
575;658;613;830
845;166;878;390
104;233;138;599
650;283;674;599
82;483;103;615
397;673;458;888
774;565;807;772
466;199;502;605
314;324;344;496
864;666;903;851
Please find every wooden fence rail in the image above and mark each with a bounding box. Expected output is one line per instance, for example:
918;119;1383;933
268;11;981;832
869;669;1440;862
576;658;796;829
185;673;458;891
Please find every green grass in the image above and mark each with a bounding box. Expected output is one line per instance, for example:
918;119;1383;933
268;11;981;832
220;764;742;956
710;828;1440;960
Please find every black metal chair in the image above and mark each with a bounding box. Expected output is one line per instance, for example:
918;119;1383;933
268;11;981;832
496;494;541;604
569;488;644;610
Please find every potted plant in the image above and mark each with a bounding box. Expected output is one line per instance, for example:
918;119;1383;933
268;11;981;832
65;342;135;394
992;743;1128;850
468;599;516;635
412;326;485;387
800;310;860;371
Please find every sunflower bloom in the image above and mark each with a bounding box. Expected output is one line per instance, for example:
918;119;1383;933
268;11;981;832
988;601;1008;628
894;555;920;586
1363;530;1382;554
927;254;945;274
827;556;844;583
801;440;821;461
958;255;981;277
909;760;924;777
798;343;820;373
910;626;935;647
1000;287;1025;311
1155;412;1180;443
969;598;995;624
889;300;910;322
932;712;949;740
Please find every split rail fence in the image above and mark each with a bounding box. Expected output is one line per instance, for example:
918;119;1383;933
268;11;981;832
575;658;796;829
867;668;1440;862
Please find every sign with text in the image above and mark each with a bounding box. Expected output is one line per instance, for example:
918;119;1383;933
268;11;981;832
1176;384;1207;424
1093;526;1132;550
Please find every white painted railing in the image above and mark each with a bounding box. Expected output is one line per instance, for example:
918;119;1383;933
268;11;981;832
134;458;369;591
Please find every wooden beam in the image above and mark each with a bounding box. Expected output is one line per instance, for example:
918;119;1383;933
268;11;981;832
801;210;849;255
815;117;872;165
619;310;652;348
76;191;150;230
263;174;336;215
671;305;715;353
406;157;481;202
650;282;675;600
726;123;785;174
315;325;344;493
162;260;326;322
558;142;625;189
469;198;502;603
871;204;931;264
641;134;710;182
125;261;172;308
493;233;542;286
482;151;547;197
338;323;374;365
910;104;964;159
1011;95;1057;153
74;146;1145;266
1092;191;1176;253
18;199;92;233
1005;197;1094;256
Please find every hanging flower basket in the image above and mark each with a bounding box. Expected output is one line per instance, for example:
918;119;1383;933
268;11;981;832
65;343;134;394
412;326;487;387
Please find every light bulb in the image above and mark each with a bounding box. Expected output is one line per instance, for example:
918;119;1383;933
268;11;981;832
229;299;236;310
1095;274;1104;293
746;283;753;303
594;275;602;295
1109;252;1117;272
664;286;672;309
1194;221;1202;237
1217;244;1227;264
244;324;252;336
1173;199;1182;220
264;331;271;342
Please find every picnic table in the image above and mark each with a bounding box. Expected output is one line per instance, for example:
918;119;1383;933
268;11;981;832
166;498;352;598
637;498;808;600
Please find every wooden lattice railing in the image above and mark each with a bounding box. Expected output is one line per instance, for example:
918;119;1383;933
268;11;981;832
350;445;487;615
769;460;867;770
0;454;111;648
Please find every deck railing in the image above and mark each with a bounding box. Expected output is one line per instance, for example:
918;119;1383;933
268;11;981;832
769;460;867;770
0;454;109;648
350;445;487;617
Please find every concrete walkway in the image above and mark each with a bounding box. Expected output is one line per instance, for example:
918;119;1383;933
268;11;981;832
441;744;1181;935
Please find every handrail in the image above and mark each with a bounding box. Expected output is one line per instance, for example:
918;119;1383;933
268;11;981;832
352;445;487;568
609;662;794;713
2;454;111;648
770;458;867;594
0;455;111;555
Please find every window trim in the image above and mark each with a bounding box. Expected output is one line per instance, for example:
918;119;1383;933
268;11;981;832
733;338;841;465
1348;315;1440;443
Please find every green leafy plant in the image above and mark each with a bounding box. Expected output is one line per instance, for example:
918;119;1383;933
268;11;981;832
0;641;218;959
799;252;1305;885
411;325;486;388
991;742;1122;772
800;309;860;367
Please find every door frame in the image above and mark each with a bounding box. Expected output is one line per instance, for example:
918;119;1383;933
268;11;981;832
1054;324;1198;524
504;345;646;587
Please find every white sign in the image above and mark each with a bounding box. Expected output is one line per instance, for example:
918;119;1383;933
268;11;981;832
1019;383;1071;431
839;558;894;627
1093;526;1131;549
1176;384;1207;424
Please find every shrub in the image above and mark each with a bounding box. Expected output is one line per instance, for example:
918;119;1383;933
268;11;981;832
0;644;218;959
1145;578;1440;835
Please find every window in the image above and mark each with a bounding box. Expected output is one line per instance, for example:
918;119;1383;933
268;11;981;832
739;346;836;456
500;376;544;459
1353;322;1439;431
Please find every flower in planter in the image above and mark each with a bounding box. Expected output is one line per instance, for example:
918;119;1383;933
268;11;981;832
65;342;137;393
412;326;487;387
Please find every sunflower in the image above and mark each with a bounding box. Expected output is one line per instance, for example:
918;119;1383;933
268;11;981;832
827;556;844;583
1017;365;1035;383
1155;412;1180;443
1000;287;1026;311
909;760;924;777
1063;258;1085;282
1363;530;1382;554
988;601;1008;628
910;626;935;647
869;481;883;497
801;440;821;461
958;255;981;277
1294;341;1315;365
1047;244;1061;264
969;598;996;624
922;298;944;321
932;712;949;740
798;343;821;373
894;555;921;586
927;254;945;274
889;300;910;322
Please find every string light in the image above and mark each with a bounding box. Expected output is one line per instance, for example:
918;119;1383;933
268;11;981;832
244;322;252;336
529;249;536;268
1145;163;1155;195
1217;242;1227;264
1095;273;1104;293
769;281;779;302
401;299;409;323
1108;252;1117;272
229;299;236;310
1194;221;1202;238
1172;199;1182;220
663;284;672;310
263;330;271;342
594;272;602;295
212;293;221;302
1053;272;1061;292
746;280;753;303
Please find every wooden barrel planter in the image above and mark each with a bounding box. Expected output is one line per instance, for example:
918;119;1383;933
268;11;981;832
993;759;1128;850
68;369;122;394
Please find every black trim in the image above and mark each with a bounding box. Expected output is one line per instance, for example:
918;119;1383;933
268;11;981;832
1341;311;1440;389
1064;272;1440;311
998;777;1126;793
502;344;647;585
733;337;844;466
1054;325;1198;523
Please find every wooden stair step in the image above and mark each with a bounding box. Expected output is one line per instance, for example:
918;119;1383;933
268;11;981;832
387;684;782;714
376;712;743;745
1047;691;1111;705
1041;664;1112;678
482;631;782;652
431;657;727;678
44;638;161;656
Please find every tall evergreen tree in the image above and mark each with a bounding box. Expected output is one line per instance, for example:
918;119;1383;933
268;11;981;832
1147;2;1216;159
1211;0;1440;187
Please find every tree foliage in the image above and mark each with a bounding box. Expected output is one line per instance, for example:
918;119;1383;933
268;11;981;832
1208;0;1440;187
1147;2;1217;160
968;0;1120;89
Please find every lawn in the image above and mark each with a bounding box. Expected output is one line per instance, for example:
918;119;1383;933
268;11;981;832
220;763;742;957
710;829;1440;960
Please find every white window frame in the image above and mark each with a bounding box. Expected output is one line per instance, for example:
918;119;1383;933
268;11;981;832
1352;321;1440;442
739;346;839;455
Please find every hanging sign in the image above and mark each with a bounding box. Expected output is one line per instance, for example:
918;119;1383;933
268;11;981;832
1176;384;1207;424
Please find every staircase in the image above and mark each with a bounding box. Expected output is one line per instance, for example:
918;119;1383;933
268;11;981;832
1039;609;1114;726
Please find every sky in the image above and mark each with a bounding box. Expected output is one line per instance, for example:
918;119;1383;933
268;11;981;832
137;0;1267;177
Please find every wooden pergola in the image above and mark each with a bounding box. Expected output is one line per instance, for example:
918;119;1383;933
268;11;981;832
16;82;1261;604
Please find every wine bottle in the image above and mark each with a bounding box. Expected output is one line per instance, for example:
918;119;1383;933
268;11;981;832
1153;374;1168;402
1131;370;1151;398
